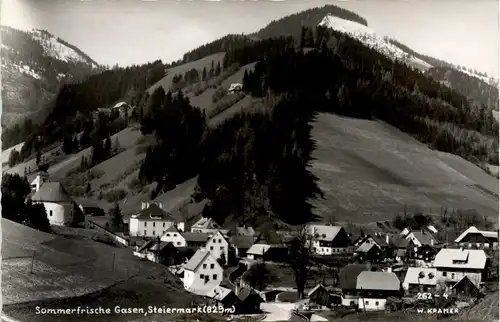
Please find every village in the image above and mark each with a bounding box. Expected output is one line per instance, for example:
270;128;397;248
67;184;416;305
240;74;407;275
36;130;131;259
25;169;500;321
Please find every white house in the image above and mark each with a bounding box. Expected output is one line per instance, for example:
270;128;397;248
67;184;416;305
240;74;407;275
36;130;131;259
402;267;438;293
227;83;242;94
205;230;230;265
30;182;77;226
454;226;499;249
307;224;352;255
129;201;185;238
190;217;224;234
400;227;411;237
183;249;223;291
356;271;401;311
405;231;436;248
432;248;488;287
160;225;188;247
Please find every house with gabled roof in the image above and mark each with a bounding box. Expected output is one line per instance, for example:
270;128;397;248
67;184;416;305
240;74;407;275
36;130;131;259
402;267;438;295
160;225;210;248
433;248;489;287
30;181;83;226
246;230;290;262
205;230;230;266
307;224;352;255
230;235;256;258
356;271;402;311
338;263;372;307
129;201;184;238
190;216;228;234
451;275;482;299
455;226;499;249
183;249;223;291
406;230;437;248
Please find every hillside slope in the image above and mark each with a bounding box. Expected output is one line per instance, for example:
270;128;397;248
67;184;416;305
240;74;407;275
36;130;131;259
310;113;498;223
1;26;100;148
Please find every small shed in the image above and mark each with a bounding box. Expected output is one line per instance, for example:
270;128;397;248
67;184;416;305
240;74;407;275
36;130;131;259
308;284;332;307
237;286;263;314
452;276;481;299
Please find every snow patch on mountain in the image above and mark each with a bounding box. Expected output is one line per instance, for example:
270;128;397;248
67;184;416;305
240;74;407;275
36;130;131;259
31;29;98;68
319;15;432;70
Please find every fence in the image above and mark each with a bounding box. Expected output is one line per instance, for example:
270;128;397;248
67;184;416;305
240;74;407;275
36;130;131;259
87;219;129;247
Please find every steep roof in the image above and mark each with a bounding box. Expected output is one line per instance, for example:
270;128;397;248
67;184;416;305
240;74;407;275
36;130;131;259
409;231;435;246
230;235;256;249
181;232;210;243
338;264;371;290
356;271;400;291
307;283;328;297
238;287;261;302
455;226;499;243
356;242;378;253
183;249;212;272
433;249;487;270
390;235;410;248
31;182;73;203
403;267;438;286
308;225;342;241
132;203;175;221
192;217;220;229
247;244;271;255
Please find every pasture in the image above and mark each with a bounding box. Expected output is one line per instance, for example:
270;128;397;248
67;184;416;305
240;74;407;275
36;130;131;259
309;113;499;223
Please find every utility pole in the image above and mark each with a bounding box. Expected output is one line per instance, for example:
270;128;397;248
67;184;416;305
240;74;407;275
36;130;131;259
111;252;116;272
31;250;36;274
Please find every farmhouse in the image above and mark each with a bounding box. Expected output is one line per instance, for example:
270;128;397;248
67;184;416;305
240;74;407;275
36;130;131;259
190;217;226;234
356;271;402;311
354;242;383;263
307;224;351;255
308;283;335;307
183;249;223;291
134;240;184;266
230;235;256;258
205;230;230;265
455;226;499;249
160;225;210;247
402;267;438;295
227;83;242;94
433;248;489;287
338;263;372;307
406;230;437;248
129;202;184;237
30;181;83;226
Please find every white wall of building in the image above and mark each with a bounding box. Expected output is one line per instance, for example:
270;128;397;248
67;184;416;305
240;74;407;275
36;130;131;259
206;232;229;263
36;201;73;226
436;270;482;285
129;218;175;237
358;298;387;311
311;240;349;255
161;231;187;247
183;255;223;289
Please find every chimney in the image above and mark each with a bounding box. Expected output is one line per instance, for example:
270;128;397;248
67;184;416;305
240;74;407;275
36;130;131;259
386;267;392;273
386;234;390;244
431;239;434;246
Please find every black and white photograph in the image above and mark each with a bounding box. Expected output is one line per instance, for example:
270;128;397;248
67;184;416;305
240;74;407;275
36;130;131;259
1;0;499;321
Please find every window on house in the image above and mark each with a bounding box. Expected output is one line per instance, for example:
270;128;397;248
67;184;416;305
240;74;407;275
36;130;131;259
153;231;155;235
144;230;147;235
173;234;177;237
220;246;224;250
451;273;455;279
375;301;379;306
210;246;213;250
203;264;207;269
200;274;204;279
218;239;222;243
213;274;217;280
213;239;216;243
177;242;181;245
442;272;447;277
153;222;155;227
166;234;170;237
365;301;369;305
210;264;214;269
49;210;53;216
163;222;165;227
144;222;147;227
350;301;355;306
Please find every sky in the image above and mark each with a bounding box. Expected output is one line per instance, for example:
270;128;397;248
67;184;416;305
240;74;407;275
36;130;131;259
1;0;499;78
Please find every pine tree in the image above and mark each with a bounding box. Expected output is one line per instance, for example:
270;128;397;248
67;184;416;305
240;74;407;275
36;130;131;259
109;203;123;232
104;136;112;156
202;67;207;81
215;62;221;77
222;53;229;70
209;60;215;78
86;182;91;194
36;151;41;165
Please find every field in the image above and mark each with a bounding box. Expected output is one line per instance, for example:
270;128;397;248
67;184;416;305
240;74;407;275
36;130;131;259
309;113;499;223
147;52;226;96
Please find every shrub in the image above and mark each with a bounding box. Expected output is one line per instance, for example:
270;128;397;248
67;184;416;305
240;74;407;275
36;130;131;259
104;189;127;203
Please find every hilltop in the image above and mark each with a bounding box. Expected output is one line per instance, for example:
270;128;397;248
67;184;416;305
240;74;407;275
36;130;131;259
1;26;101;149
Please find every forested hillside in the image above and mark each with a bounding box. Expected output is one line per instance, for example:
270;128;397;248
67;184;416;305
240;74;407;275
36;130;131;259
426;66;499;111
136;26;497;227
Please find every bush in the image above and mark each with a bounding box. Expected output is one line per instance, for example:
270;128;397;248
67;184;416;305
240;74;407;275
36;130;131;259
104;189;127;203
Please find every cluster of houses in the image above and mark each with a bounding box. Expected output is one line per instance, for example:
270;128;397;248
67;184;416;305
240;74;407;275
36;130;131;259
25;171;499;316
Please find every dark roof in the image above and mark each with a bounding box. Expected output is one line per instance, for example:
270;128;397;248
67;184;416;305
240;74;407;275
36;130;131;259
149;241;175;252
184;249;211;271
390;235;410;248
134;203;174;221
411;232;434;245
181;232;210;242
338;264;371;290
137;240;154;253
255;230;285;246
31;182;73;203
238;287;261;302
170;199;208;224
230;235;256;249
